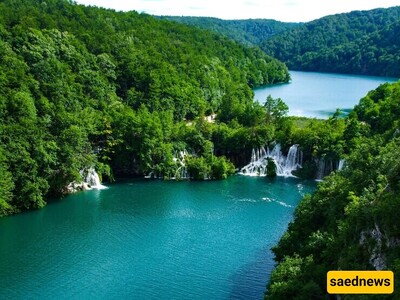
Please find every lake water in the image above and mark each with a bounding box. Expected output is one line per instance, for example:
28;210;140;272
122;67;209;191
254;71;398;118
4;70;391;299
0;176;315;299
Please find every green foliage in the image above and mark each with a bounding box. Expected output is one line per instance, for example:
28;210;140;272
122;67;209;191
266;255;322;300
353;82;400;135
186;156;210;180
185;153;235;180
266;82;400;299
261;7;400;76
210;156;235;179
0;0;291;215
0;148;14;216
292;116;346;160
159;16;299;47
264;95;288;125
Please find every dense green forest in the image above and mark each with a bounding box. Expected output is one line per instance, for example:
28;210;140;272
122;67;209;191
158;8;400;77
261;7;400;77
0;0;291;216
265;81;400;299
158;16;299;47
1;0;400;298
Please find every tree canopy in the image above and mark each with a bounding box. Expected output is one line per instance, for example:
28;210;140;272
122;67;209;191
265;81;400;299
161;8;400;77
0;0;292;216
261;7;400;77
158;16;299;47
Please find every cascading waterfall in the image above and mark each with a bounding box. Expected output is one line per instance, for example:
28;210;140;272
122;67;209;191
338;159;345;171
283;145;303;174
83;168;107;189
240;143;344;180
66;168;107;192
240;144;302;177
315;158;344;180
173;150;189;179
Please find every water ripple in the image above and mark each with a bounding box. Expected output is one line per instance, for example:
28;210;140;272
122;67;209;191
262;197;293;207
0;176;316;299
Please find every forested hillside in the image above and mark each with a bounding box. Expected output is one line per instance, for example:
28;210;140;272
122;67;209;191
158;16;299;47
0;0;290;216
160;8;400;77
260;7;400;77
265;81;400;299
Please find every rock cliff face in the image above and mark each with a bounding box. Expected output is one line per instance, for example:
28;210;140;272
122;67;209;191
360;223;400;271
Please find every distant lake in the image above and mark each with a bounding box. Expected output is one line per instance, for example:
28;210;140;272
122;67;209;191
254;71;398;118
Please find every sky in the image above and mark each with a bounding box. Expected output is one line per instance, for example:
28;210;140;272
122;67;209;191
74;0;400;22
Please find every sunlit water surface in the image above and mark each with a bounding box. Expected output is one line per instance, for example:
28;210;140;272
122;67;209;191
0;176;315;299
254;71;398;118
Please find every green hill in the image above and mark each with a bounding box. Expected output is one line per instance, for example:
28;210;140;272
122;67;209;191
260;7;400;77
158;16;299;47
0;0;290;216
265;81;400;299
159;8;400;77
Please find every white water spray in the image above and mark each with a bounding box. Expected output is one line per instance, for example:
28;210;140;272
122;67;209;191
173;150;189;179
66;168;107;192
240;144;302;177
338;159;345;171
83;168;107;190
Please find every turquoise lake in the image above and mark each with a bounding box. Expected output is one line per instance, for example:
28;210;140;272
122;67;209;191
254;71;398;118
0;176;315;299
2;71;397;299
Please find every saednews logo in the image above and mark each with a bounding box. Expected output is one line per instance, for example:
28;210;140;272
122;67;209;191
327;271;394;294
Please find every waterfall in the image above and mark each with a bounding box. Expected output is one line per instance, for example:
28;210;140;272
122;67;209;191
283;145;303;174
144;171;155;179
66;168;107;193
84;168;107;190
240;144;302;177
173;150;189;179
315;158;344;180
338;159;345;171
315;158;326;180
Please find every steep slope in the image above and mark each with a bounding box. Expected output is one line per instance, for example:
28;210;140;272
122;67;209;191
265;81;400;299
0;0;290;216
261;7;400;77
158;16;299;47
